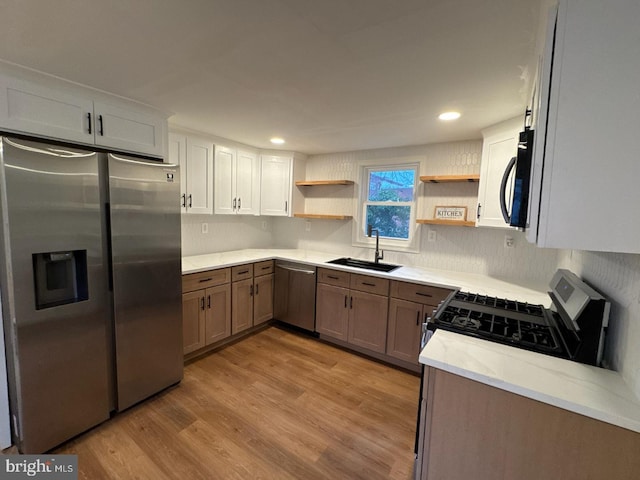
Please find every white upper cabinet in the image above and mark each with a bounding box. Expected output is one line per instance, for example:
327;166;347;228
169;133;213;214
0;72;166;158
92;101;165;157
214;146;260;215
260;155;292;216
476;117;521;228
527;0;640;254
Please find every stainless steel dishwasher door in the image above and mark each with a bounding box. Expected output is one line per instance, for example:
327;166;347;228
274;262;316;331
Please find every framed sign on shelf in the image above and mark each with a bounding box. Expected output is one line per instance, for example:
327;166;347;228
434;206;467;222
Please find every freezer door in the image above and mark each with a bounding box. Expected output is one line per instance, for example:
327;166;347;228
0;137;110;453
107;153;182;410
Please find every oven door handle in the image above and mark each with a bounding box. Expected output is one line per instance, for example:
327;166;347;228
500;156;516;224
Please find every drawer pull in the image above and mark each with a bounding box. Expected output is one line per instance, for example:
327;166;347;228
362;282;377;287
198;278;213;283
261;266;271;270
416;292;433;298
327;275;340;280
237;270;249;275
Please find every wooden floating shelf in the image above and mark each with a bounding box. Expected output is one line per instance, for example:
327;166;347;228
295;180;354;186
420;174;480;183
293;213;353;220
417;219;476;227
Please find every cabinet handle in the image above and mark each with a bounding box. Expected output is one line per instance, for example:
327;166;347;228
207;295;211;309
198;277;213;283
261;266;270;270
238;270;249;275
477;202;482;219
416;310;420;326
362;282;376;287
181;193;186;208
327;275;340;280
188;194;193;208
238;198;241;210
201;297;205;311
350;296;353;309
233;198;237;210
344;295;347;308
255;284;259;295
416;292;433;298
285;201;288;213
98;114;104;136
250;285;254;296
87;112;92;134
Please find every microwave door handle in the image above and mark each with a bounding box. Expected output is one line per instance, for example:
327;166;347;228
500;156;517;224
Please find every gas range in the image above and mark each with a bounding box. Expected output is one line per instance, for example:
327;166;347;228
424;270;610;366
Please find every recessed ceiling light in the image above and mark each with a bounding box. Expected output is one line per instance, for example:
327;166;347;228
270;137;285;145
438;111;461;121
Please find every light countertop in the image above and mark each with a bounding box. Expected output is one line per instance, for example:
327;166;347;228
420;330;640;434
182;248;551;306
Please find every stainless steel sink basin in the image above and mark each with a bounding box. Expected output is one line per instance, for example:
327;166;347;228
326;257;400;273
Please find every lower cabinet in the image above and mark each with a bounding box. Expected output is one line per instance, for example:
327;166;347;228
182;268;231;355
387;281;453;365
231;261;274;335
417;367;640;480
316;268;389;354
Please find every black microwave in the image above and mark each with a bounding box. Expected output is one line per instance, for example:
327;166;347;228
500;128;535;229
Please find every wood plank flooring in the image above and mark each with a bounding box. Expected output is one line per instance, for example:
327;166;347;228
53;327;420;479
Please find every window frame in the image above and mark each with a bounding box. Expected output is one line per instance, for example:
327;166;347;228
353;162;421;253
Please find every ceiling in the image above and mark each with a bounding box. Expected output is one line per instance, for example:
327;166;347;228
0;0;543;155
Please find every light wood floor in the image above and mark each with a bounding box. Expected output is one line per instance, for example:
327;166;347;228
54;326;420;479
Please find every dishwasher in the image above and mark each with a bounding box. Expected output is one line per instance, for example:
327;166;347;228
274;261;317;332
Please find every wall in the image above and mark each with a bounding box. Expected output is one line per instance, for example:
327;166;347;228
559;250;640;398
274;140;561;286
181;214;273;256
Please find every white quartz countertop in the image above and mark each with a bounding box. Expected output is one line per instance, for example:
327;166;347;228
182;249;551;306
420;330;640;434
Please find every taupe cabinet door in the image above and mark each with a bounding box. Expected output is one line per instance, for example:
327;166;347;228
254;273;274;326
316;283;349;341
348;291;388;354
387;298;423;363
232;278;254;334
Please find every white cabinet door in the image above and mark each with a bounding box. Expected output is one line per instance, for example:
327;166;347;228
529;0;640;254
476;117;520;228
168;133;188;212
235;150;260;215
93;101;165;157
260;155;292;216
185;138;214;214
214;146;236;215
0;74;94;144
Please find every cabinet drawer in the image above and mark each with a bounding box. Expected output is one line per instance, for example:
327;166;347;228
231;263;254;282
350;274;389;296
390;280;452;306
317;268;350;288
254;260;274;277
182;268;230;292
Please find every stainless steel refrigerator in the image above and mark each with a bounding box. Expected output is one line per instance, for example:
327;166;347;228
0;136;183;453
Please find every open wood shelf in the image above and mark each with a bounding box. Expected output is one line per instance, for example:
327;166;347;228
295;180;354;186
420;174;480;183
294;213;353;220
417;219;476;227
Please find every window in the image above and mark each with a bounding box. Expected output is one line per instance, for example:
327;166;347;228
355;164;419;252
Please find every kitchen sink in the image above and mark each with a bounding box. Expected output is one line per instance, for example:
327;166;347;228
326;257;401;273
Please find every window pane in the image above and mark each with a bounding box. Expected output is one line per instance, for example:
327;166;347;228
368;169;415;202
366;205;411;239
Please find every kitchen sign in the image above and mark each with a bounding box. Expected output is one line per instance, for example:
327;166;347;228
434;206;467;221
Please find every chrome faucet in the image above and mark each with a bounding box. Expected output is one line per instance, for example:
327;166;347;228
367;224;384;263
